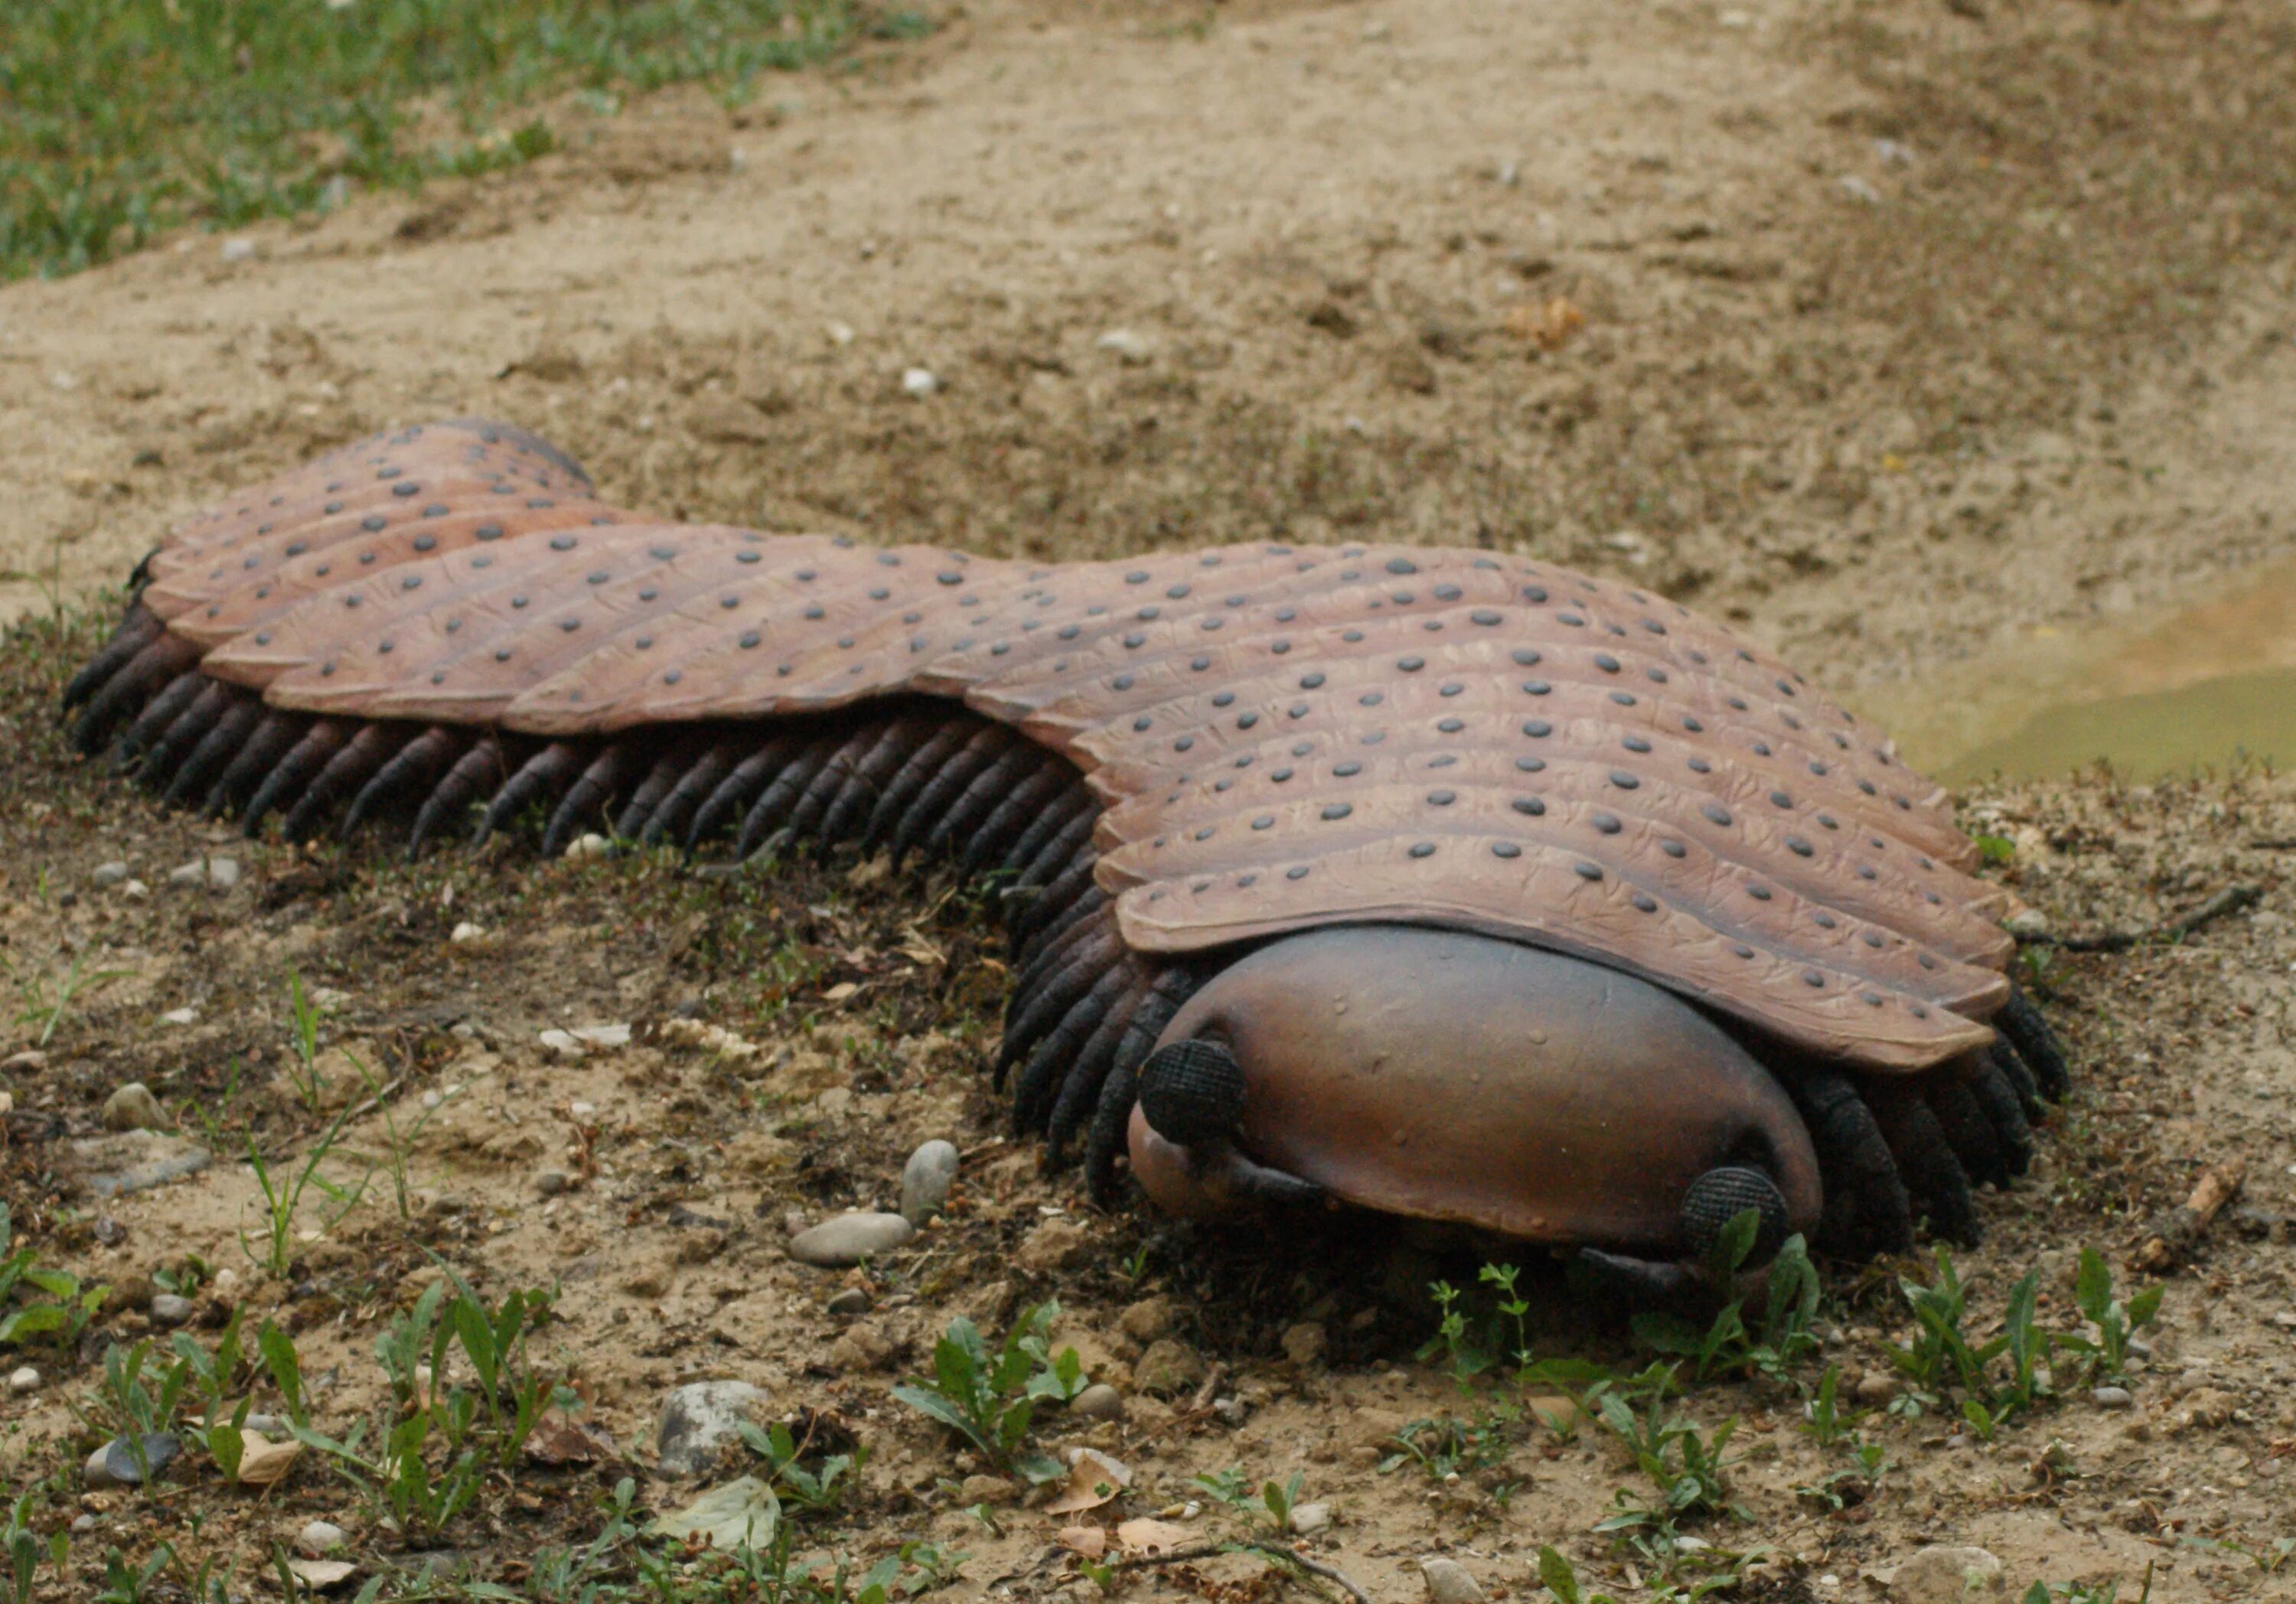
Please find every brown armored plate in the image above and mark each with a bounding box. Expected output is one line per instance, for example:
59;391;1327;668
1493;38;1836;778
153;424;2012;1072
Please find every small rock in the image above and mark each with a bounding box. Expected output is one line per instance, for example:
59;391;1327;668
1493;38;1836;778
564;833;612;859
2004;908;2051;940
656;1381;768;1478
536;1169;574;1198
900;1139;960;1224
1280;1321;1328;1368
1135;1338;1205;1397
1071;1383;1124;1421
958;1473;1018;1506
1289;1501;1332;1536
102;1083;166;1133
788;1212;915;1267
450;921;485;944
207;857;242;889
122;879;150;898
86;1433;181;1488
149;1293;195;1326
298;1521;347;1557
830;1323;899;1373
825;1287;872;1318
167;858;210;888
901;367;941;396
159;1006;196;1025
2091;1386;2134;1410
1854;1371;1900;1405
1095;329;1153;364
1019;1216;1094;1273
1420;1557;1486;1604
8;1366;40;1394
1118;1296;1174;1343
71;1515;96;1534
220;237;256;263
93;861;131;888
1212;1395;1249;1427
1890;1546;2004;1604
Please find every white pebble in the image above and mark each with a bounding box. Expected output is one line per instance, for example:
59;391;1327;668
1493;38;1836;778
902;367;940;396
1095;330;1153;364
450;921;484;943
8;1366;39;1394
220;238;256;263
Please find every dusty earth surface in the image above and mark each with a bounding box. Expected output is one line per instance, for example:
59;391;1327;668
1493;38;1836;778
3;0;2296;1599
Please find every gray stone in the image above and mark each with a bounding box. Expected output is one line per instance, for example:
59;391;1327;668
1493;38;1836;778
168;859;210;888
1290;1501;1332;1536
1420;1557;1486;1604
149;1293;195;1326
69;1131;210;1198
536;1169;574;1198
825;1287;872;1318
787;1212;915;1267
656;1381;768;1477
8;1365;40;1394
298;1521;347;1556
2091;1386;2134;1409
899;1139;960;1224
86;1433;181;1487
101;1082;166;1133
1071;1383;1124;1421
92;861;131;888
207;858;243;890
1890;1547;2004;1604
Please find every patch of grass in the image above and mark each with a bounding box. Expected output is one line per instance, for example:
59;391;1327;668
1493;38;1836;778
0;0;929;282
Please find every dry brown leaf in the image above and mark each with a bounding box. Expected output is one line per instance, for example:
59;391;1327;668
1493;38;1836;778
1117;1518;1195;1556
820;982;860;1003
233;1431;302;1487
1502;295;1585;351
525;1414;617;1466
1058;1526;1109;1559
285;1557;358;1591
1045;1448;1130;1514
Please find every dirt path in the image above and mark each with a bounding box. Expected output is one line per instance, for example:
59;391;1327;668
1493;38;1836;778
4;1;2296;1599
8;0;2294;706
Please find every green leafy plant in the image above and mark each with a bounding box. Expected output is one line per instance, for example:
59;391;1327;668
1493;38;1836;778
1379;1410;1516;1485
1538;1546;1624;1604
892;1302;1086;1484
238;1097;372;1277
1632;1213;1822;1383
0;1203;109;1349
2019;1564;2154;1604
295;1267;569;1539
2054;1248;2163;1387
5;1491;67;1604
739;1419;867;1514
0;947;130;1048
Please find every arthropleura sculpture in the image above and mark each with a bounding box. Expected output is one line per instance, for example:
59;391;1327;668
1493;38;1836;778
64;419;2070;1287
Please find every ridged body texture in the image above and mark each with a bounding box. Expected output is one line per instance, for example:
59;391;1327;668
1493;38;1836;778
64;420;2068;1264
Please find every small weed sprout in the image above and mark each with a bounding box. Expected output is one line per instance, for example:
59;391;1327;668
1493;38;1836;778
892;1301;1087;1484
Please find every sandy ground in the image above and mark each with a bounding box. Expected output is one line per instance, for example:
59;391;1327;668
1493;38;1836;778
3;0;2296;1598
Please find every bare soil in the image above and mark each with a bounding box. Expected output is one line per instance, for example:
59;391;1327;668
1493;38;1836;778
2;0;2294;1599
